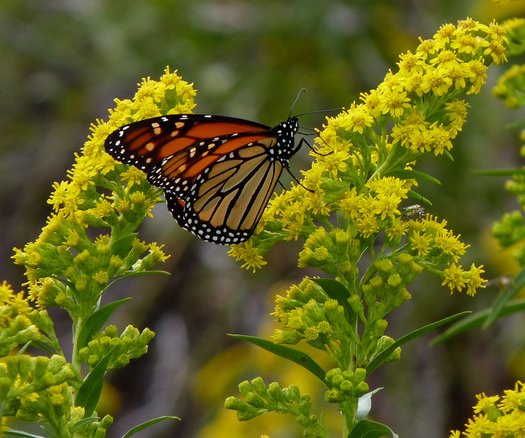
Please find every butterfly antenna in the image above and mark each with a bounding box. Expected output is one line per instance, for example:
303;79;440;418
298;130;316;136
294;107;344;118
289;88;307;118
298;126;316;133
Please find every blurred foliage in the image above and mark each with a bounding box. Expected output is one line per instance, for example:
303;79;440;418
2;1;525;437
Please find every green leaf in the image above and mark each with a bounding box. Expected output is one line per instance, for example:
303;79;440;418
111;233;138;258
507;118;525;129
27;311;61;354
366;312;469;375
443;149;454;161
25;337;59;356
432;299;525;344
164;87;183;107
475;168;525;177
72;417;101;431
229;334;329;387
105;270;170;291
312;278;355;322
75;346;117;416
348;419;398;438
76;298;132;351
384;169;441;185
18;340;53;356
407;190;432;206
121;416;180;438
485;267;525;327
3;431;46;438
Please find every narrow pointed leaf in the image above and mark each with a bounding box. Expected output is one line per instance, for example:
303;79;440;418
3;431;46;438
432;299;525;344
75;346;116;416
111;233;138;258
475;168;525;176
348;419;398;438
19;340;55;356
384;169;441;185
121;416;180;438
105;270;170;291
72;417;101;431
76;298;131;351
312;278;355;322
366;312;469;375
407;190;432;205
507;118;525;129
229;334;328;387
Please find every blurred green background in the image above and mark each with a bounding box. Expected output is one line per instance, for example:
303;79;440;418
2;1;525;437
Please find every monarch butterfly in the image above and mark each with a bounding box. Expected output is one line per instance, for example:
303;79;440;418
104;101;311;245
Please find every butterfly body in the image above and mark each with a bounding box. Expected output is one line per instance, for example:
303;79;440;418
105;114;303;244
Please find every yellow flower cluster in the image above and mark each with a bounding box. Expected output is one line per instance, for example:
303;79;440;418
442;263;486;296
229;19;500;299
0;281;40;355
13;67;191;309
493;63;525;109
272;279;349;351
0;355;76;416
492;19;525;110
324;19;506;163
408;215;467;261
51;66;196;223
339;177;412;237
450;381;525;437
0;281;32;316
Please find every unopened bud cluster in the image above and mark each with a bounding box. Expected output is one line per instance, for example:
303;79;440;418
0;355;76;419
272;279;353;361
359;255;422;323
225;377;326;437
78;324;155;370
324;368;369;403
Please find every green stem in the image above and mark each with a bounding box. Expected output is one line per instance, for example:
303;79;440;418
360;261;378;287
341;400;358;438
343;419;349;438
71;316;84;378
370;144;413;181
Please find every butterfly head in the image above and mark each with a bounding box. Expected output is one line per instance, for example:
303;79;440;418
278;116;299;135
269;116;300;160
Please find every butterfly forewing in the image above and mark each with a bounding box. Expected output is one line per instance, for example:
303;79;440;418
104;113;300;244
105;115;271;169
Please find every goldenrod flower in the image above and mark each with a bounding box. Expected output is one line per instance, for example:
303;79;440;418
13;67;192;313
228;240;268;273
450;382;525;437
442;264;468;292
338;103;375;134
232;20;503;294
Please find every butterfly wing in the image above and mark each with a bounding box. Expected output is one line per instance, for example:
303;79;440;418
105;114;271;173
165;136;284;244
105;114;288;244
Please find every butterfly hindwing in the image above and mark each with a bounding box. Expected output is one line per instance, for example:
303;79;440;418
164;138;285;244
